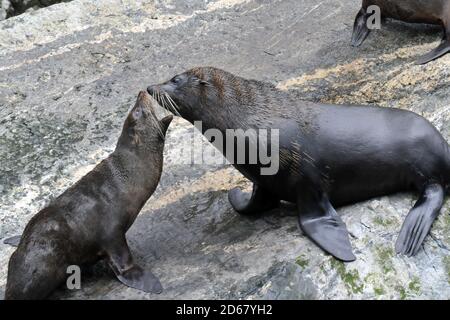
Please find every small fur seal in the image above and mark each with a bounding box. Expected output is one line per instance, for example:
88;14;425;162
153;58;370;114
352;0;450;64
148;67;450;262
5;91;173;299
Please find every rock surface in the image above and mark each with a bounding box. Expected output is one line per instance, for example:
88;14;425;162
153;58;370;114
0;0;449;300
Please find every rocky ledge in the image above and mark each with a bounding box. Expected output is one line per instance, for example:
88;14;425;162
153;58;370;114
0;0;449;299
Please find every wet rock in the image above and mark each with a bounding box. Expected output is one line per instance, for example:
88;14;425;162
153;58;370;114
0;0;449;300
233;261;319;300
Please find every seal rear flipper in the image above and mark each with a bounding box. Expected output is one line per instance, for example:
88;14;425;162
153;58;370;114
395;183;444;257
415;38;450;65
297;189;355;262
115;265;162;294
351;8;371;47
228;184;279;216
3;235;21;247
106;238;162;294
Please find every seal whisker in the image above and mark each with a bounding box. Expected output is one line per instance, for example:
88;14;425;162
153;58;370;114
156;89;174;115
151;91;158;106
156;90;162;107
158;90;173;115
165;93;181;117
157;90;161;107
149;91;168;138
160;93;172;114
156;120;165;139
159;90;177;117
150;104;165;139
165;95;180;117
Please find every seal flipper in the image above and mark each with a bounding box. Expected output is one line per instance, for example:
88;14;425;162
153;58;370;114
351;8;371;47
297;188;355;262
228;184;279;215
3;235;21;247
395;183;444;256
416;38;450;65
106;237;162;294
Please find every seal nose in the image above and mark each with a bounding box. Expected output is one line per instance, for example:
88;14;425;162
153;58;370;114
137;91;149;105
147;86;155;95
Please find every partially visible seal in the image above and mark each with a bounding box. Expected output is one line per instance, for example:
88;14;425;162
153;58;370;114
352;0;450;64
5;91;173;300
148;67;450;262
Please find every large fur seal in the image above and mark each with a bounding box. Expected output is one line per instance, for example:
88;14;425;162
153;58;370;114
5;91;173;299
352;0;450;64
147;67;450;262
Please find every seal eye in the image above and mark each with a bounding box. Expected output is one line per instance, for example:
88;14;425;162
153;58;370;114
171;76;181;84
132;107;143;120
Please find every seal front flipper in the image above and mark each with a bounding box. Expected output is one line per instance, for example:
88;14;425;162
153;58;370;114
395;184;444;257
228;184;279;215
106;237;162;294
351;8;371;47
297;188;355;262
3;235;21;247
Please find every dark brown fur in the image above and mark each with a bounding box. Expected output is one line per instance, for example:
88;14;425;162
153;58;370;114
5;92;172;299
148;67;449;261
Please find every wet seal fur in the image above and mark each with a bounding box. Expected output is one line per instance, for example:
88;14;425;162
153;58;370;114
148;67;450;262
352;0;450;64
4;91;173;299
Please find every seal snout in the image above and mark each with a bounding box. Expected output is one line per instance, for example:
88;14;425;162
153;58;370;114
147;85;158;96
138;90;149;101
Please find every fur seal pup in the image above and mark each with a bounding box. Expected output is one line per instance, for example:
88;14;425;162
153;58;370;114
5;91;173;300
147;67;450;262
352;0;450;64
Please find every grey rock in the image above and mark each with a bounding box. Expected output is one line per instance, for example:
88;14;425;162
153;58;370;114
0;0;449;300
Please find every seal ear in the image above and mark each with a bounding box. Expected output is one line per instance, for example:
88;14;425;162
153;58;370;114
159;115;173;136
3;235;21;247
